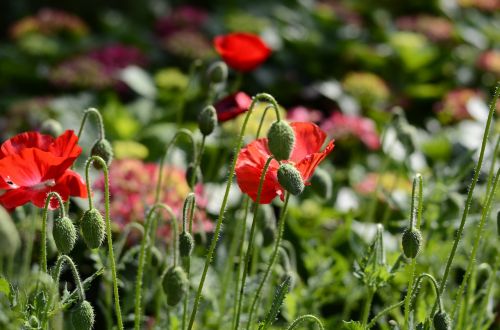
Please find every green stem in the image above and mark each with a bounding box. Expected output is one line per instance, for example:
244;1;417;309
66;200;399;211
187;93;281;330
234;157;274;329
484;135;500;199
40;192;65;273
88;156;124;330
435;83;499;311
189;135;206;189
411;273;443;312
182;194;196;330
362;288;375;326
134;203;176;330
476;253;499;328
285;314;325;330
451;167;499;320
367;301;405;329
246;193;290;330
52;255;86;302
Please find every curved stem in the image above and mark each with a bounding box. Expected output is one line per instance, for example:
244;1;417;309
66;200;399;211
246;193;290;329
134;203;176;330
40;192;66;273
77;108;106;141
451;167;499;319
367;301;404;329
285;314;325;330
412;273;443;312
155;129;196;204
255;104;279;139
189;135;206;189
234;157;274;329
88;156;123;330
434;83;499;314
187;93;281;330
52;255;86;302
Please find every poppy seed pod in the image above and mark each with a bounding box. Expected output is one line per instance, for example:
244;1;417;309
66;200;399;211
277;163;304;196
179;231;194;257
206;61;228;84
91;139;113;169
162;266;188;306
53;216;77;254
310;167;332;199
433;311;451;330
198;105;218;136
80;208;105;249
267;121;295;161
402;228;422;259
71;300;95;330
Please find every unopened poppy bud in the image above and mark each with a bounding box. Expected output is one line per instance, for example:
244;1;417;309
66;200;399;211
91;139;113;169
162;266;188;306
186;163;203;188
53;216;77;254
402;228;422;259
206;61;228;84
433;311;451;330
40;119;63;137
277;163;304;196
179;231;194;257
71;300;95;330
198;105;217;136
310;167;332;199
80;208;105;249
267;121;295;161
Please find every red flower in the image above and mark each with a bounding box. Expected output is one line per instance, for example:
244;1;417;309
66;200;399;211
214;33;271;72
235;122;334;204
0;130;87;211
214;91;252;122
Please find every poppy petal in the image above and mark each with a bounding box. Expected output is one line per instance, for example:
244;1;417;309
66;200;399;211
214;33;271;72
0;131;53;157
295;139;335;182
0;188;39;211
29;170;88;209
289;122;327;163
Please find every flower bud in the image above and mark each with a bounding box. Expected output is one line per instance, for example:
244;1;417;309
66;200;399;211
80;208;105;249
267;121;295;161
402;228;422;259
179;231;194;257
433;311;451;330
53;216;77;254
206;61;228;84
91;139;113;169
198;105;218;136
310;167;332;199
71;300;95;330
277;163;304;196
162;266;188;306
186;163;202;189
39;119;63;137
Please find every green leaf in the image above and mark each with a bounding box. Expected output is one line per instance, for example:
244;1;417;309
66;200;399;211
342;320;365;329
0;277;10;296
259;275;292;330
119;65;157;99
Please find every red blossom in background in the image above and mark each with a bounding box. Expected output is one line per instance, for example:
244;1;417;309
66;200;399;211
214;91;253;122
235;122;334;204
0;130;87;211
214;32;271;72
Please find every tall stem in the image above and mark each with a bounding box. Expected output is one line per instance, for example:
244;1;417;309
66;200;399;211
434;84;499;314
40;192;66;273
187;93;281;330
182;194;196;330
87;156;123;330
52;255;86;302
233;157;274;329
246;193;290;329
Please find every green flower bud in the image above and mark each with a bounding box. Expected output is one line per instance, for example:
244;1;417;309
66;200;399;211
91;139;113;169
71;300;95;330
267;121;295;161
310;167;332;199
198;105;217;136
206;61;228;84
186;163;202;189
277;163;304;196
80;208;105;249
53;216;77;254
179;231;194;257
433;311;451;330
162;266;188;306
39;119;63;137
402;228;422;259
0;206;20;257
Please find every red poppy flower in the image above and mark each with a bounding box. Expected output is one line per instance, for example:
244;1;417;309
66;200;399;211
214;32;271;72
0;130;87;211
214;91;252;122
235;122;334;204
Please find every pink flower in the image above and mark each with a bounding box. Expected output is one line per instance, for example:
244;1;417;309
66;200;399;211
214;92;253;122
321;112;380;150
286;106;324;123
